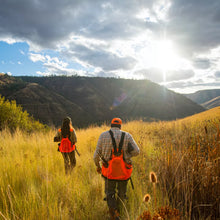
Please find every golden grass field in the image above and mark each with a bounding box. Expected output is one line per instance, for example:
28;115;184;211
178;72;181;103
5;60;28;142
0;107;219;220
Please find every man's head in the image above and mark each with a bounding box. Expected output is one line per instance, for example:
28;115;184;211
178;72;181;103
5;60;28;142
111;118;122;129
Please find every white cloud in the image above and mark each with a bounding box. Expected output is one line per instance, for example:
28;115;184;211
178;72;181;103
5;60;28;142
20;50;25;55
30;52;86;76
135;68;195;83
215;71;220;78
0;36;19;44
166;70;195;81
167;0;220;56
193;58;211;69
29;53;46;62
0;0;220;93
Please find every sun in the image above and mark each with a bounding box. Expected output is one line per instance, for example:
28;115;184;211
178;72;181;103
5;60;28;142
154;40;176;71
147;39;178;82
137;38;179;81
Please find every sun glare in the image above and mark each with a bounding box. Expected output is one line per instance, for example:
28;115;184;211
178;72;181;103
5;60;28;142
150;39;177;82
137;38;179;81
154;40;176;71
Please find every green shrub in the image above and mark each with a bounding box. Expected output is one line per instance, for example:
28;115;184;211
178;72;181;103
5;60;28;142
0;96;46;132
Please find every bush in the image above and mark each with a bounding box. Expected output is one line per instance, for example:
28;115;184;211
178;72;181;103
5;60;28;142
0;96;46;132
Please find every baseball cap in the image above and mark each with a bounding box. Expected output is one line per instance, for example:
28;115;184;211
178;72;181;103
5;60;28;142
111;118;122;125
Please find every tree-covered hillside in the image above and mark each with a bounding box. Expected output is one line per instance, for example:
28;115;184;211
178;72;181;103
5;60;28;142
0;74;205;127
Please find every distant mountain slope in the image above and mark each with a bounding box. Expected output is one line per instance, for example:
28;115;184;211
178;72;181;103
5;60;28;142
0;74;205;127
6;82;93;126
184;89;220;105
201;96;220;109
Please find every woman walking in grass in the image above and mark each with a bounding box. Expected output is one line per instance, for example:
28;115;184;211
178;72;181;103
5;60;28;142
54;117;77;174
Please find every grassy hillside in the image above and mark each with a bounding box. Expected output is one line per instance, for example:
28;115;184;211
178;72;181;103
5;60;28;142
202;96;220;109
184;89;220;105
7;83;92;126
0;107;219;219
21;76;205;121
0;74;205;127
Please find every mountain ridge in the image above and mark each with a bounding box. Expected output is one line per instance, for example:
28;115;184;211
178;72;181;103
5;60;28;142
184;89;220;107
202;96;220;109
0;74;205;127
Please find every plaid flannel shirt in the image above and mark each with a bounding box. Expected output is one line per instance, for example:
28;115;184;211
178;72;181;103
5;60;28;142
93;127;140;167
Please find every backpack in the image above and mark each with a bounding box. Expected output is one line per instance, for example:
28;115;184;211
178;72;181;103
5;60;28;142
101;130;132;180
59;137;75;152
58;129;75;153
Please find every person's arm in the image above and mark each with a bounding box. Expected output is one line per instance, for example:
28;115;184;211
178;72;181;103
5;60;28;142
70;129;77;144
54;130;61;142
93;134;103;170
127;133;140;157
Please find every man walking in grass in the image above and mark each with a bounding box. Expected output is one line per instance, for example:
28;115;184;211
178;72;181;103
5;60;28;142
93;118;140;220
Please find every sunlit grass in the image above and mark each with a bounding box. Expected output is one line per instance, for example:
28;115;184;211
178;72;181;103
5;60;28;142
0;107;219;219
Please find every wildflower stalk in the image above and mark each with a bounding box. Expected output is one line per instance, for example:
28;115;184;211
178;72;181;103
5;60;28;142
143;194;151;211
150;172;157;210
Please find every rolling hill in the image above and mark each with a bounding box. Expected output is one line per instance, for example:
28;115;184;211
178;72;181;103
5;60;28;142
201;96;220;109
0;74;205;127
6;82;93;126
184;89;220;108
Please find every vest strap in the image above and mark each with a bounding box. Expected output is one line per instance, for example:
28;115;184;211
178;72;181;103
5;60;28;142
109;130;125;155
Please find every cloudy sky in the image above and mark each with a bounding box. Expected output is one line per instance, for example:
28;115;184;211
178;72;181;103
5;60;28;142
0;0;220;94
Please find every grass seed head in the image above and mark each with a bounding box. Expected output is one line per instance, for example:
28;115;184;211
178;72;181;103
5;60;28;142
143;194;151;203
150;171;157;183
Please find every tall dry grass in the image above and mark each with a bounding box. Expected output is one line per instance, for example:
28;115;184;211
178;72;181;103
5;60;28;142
147;107;220;219
0;107;219;219
0;127;110;220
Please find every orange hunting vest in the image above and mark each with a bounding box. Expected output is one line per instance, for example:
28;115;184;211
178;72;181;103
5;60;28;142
58;128;75;152
101;130;133;180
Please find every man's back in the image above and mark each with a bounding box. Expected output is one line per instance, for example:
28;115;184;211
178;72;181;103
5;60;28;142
94;127;139;166
93;118;140;220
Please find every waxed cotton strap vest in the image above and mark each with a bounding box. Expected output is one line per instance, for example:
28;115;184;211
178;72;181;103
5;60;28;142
109;130;125;156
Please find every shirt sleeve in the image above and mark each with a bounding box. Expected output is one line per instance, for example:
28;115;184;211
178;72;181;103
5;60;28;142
93;134;102;167
127;133;140;157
